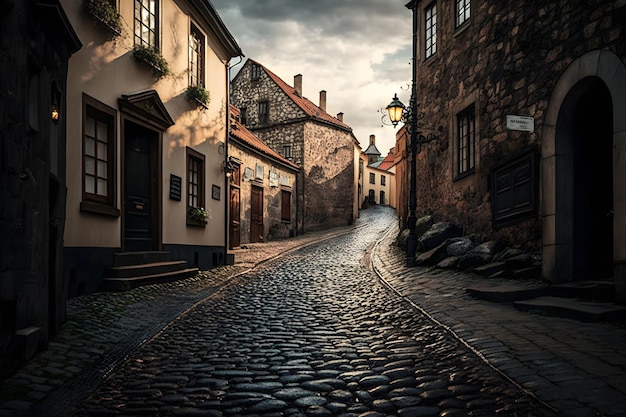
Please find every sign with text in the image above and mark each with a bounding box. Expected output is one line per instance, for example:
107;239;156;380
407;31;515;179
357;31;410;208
169;174;182;201
506;115;534;132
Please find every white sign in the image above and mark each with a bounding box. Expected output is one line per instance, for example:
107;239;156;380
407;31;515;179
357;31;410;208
506;115;534;132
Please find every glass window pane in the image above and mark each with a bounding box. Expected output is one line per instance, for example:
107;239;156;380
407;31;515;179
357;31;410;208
97;179;108;196
85;116;95;137
85;138;95;156
85;176;95;194
97;142;107;161
97;121;108;142
85;157;95;175
97;161;108;179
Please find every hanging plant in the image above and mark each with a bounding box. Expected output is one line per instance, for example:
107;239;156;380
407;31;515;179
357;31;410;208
132;44;170;78
83;0;122;37
185;85;210;108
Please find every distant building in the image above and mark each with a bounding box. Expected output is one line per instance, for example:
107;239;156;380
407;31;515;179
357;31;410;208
0;0;81;378
231;59;359;233
228;106;300;246
402;1;626;297
362;135;395;207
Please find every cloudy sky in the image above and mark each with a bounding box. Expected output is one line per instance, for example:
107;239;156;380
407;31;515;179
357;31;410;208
211;0;414;154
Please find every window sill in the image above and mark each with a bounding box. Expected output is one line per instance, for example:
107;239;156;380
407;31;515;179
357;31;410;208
80;200;120;217
187;218;207;227
453;167;475;182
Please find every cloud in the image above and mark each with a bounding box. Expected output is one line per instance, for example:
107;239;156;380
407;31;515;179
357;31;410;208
212;0;413;153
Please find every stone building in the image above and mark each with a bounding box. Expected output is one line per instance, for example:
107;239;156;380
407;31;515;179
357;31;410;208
228;106;300;246
0;0;81;378
230;59;359;233
60;0;242;295
404;0;626;297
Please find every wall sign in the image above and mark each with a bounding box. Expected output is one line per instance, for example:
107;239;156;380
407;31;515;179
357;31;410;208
506;115;534;132
169;174;182;201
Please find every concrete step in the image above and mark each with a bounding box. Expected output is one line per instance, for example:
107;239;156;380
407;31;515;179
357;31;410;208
549;280;615;301
101;267;199;292
513;296;626;322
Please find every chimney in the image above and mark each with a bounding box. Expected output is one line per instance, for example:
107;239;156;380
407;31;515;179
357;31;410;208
369;134;376;145
294;74;302;96
319;90;327;112
337;112;344;122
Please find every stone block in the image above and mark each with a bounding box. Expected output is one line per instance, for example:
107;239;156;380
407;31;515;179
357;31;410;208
416;241;449;266
16;326;41;361
474;262;507;277
418;222;462;252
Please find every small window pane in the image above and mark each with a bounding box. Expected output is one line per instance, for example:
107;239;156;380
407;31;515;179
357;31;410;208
97;161;108;178
85;138;95;156
85;157;95;175
97;142;107;161
85;177;95;194
85;117;95;137
97;179;108;196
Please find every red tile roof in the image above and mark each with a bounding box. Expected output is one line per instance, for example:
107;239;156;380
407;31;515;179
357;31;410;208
248;59;352;131
229;105;300;171
377;152;395;171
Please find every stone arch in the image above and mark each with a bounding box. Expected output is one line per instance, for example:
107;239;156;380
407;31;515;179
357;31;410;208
541;50;626;297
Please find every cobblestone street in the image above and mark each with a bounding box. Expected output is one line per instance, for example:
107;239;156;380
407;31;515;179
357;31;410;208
2;206;625;417
72;208;552;417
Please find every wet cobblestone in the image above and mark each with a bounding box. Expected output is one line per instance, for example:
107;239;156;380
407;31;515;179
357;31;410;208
71;208;555;417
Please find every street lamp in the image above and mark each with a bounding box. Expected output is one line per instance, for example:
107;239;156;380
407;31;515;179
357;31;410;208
386;0;440;266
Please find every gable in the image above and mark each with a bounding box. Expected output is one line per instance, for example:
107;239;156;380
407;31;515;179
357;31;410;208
118;90;175;131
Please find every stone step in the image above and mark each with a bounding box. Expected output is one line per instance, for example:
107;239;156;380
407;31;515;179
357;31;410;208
112;251;171;267
105;260;189;278
101;267;199;292
513;296;626;322
466;284;549;303
549;280;615;301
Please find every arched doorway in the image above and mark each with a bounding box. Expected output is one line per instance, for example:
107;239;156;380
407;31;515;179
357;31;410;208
542;50;626;296
555;77;613;280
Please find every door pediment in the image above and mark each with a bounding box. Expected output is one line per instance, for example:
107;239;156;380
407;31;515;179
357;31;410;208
119;90;175;131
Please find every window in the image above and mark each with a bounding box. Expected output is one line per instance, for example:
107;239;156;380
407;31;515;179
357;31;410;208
258;101;269;124
457;105;475;176
187;147;205;211
425;2;437;59
134;0;158;48
251;63;261;81
283;144;292;160
455;0;471;28
82;95;116;210
381;175;386;186
281;190;291;221
189;24;204;87
240;107;247;125
369;173;375;184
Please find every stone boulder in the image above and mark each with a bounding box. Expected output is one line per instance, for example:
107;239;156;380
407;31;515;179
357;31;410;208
418;222;462;252
458;240;504;269
395;228;410;250
446;238;476;257
416;241;449;266
415;215;434;240
437;256;459;269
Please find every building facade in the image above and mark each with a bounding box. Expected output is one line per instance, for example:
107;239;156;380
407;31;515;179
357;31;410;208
231;59;359;233
405;0;626;297
0;0;81;378
228;106;300;246
61;0;241;296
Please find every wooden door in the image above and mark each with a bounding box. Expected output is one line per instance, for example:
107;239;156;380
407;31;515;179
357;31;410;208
229;187;240;249
124;122;157;252
250;185;264;243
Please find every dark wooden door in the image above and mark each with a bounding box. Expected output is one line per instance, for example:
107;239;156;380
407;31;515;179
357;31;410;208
250;186;263;243
124;123;157;252
229;187;240;249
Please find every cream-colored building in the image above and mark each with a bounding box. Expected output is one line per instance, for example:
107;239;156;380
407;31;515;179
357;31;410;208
61;0;242;295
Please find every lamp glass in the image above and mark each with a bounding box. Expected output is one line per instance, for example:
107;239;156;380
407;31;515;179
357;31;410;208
386;94;405;125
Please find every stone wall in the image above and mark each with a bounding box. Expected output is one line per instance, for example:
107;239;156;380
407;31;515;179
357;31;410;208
412;0;625;251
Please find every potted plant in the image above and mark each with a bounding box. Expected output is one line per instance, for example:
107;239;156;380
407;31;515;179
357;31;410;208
83;0;122;37
132;44;170;78
186;85;210;108
188;206;209;225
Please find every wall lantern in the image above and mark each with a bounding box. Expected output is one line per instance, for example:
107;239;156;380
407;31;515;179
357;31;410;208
386;93;405;127
51;82;61;123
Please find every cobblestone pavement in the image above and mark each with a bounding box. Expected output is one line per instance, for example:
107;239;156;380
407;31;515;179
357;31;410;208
1;205;625;417
70;207;553;416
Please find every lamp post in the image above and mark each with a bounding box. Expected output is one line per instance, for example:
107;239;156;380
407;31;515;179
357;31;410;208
386;0;438;266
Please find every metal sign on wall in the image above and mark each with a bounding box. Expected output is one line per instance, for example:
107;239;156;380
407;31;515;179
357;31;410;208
506;115;534;132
